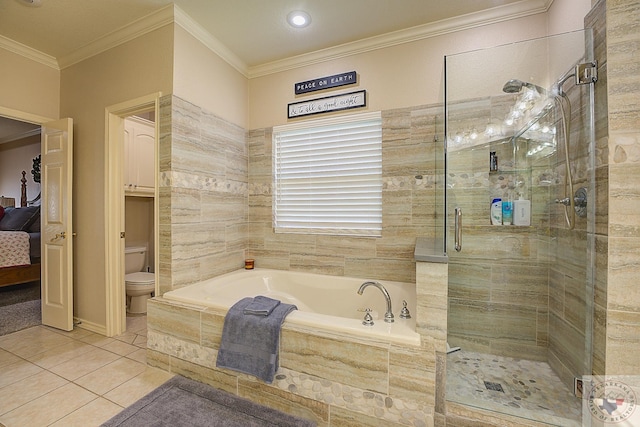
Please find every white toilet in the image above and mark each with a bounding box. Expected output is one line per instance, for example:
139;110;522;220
125;246;155;314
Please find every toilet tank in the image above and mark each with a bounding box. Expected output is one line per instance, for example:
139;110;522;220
125;246;147;274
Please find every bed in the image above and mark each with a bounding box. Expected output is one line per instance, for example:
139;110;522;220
0;174;41;288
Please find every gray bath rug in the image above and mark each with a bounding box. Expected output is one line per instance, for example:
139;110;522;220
0;299;41;336
101;375;317;427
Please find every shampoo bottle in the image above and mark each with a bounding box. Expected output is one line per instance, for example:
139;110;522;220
513;196;531;226
491;198;502;225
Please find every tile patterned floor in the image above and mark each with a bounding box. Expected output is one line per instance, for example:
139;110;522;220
446;350;582;426
0;316;174;427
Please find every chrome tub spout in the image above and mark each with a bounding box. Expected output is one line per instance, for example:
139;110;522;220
357;281;394;323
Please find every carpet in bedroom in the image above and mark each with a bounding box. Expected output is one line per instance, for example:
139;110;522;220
0;281;41;336
101;375;317;427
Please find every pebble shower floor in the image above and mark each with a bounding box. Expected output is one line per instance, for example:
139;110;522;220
446;350;582;426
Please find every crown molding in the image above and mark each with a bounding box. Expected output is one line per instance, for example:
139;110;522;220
58;4;175;69
173;5;249;77
248;0;552;78
0;127;41;145
0;34;59;70
1;0;553;79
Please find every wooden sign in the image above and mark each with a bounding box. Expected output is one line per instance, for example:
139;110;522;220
294;71;357;95
288;90;366;118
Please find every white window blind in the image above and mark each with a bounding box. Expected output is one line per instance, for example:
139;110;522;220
273;111;382;236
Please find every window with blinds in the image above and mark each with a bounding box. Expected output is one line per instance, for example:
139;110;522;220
273;111;382;236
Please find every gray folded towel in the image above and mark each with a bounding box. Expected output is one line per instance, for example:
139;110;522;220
216;297;297;384
243;295;280;316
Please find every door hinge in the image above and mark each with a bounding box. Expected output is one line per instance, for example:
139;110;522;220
120;232;125;238
575;60;598;85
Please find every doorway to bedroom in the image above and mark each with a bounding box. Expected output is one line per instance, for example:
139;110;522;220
0;116;42;336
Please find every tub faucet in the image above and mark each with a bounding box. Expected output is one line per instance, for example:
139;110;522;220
357;281;394;323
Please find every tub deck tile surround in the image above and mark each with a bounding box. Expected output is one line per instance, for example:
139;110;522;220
388;340;436;406
279;329;389;394
146;294;437;426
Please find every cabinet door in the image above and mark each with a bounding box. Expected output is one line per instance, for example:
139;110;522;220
124;117;155;196
132;126;155;191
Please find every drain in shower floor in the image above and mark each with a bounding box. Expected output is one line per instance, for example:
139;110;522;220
484;381;505;392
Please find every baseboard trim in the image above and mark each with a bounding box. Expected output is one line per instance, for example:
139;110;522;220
74;317;107;336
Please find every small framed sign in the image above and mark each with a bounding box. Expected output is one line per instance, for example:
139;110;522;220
294;71;357;95
288;90;366;119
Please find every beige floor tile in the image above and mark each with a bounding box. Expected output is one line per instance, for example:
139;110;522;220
113;332;137;345
0;327;74;359
44;325;95;340
49;347;121;381
126;348;147;364
0;382;97;427
74;358;147;395
133;335;147;347
103;367;174;407
49;397;124;427
0;370;67;416
79;334;117;348
126;316;147;333
25;340;96;370
0;359;43;389
101;339;139;357
0;349;21;369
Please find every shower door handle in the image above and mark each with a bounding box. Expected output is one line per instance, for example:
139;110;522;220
454;207;462;252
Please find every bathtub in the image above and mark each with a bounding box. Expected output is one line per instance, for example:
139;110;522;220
163;268;420;346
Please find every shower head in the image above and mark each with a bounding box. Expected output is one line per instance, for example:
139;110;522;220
502;79;546;94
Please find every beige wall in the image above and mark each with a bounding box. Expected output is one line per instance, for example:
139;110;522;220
60;25;174;329
173;25;248;129
248;14;550;130
0;135;41;203
0;49;59;120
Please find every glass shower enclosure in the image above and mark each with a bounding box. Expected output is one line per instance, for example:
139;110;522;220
444;30;595;425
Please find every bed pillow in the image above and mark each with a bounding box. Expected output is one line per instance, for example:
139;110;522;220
0;205;4;221
0;206;40;231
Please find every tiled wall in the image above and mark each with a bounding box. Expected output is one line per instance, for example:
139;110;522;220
157;95;248;295
146;285;439;427
598;0;640;375
446;96;555;362
547;65;594;387
247;106;442;284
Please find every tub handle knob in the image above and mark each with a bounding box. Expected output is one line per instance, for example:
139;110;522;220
362;308;374;326
400;300;411;319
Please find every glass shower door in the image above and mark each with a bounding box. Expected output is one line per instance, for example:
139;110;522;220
444;29;595;425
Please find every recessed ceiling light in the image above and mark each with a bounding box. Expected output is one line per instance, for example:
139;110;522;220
287;11;311;28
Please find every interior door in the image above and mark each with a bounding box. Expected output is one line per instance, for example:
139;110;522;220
41;118;74;331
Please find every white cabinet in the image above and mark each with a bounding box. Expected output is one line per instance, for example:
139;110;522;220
124;117;155;196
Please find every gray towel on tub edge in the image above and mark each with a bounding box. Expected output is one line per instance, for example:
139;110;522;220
243;295;281;316
216;297;297;384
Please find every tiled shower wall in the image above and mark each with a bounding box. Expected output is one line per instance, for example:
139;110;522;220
247;106;442;284
158;95;248;295
446;96;555;362
547;65;593;387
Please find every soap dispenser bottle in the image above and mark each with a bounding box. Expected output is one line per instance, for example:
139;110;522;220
513;195;531;226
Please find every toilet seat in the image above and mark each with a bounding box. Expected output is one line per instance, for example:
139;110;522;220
125;272;155;285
